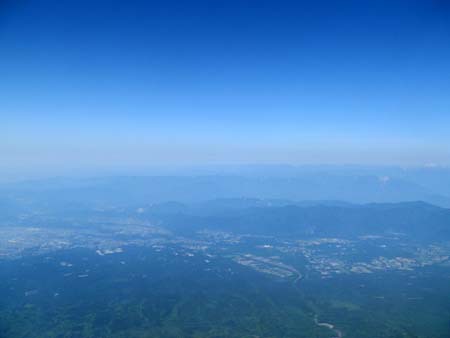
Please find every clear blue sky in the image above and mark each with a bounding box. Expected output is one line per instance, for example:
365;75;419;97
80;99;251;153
1;0;450;171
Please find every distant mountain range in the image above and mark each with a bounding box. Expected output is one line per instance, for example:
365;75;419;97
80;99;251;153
1;167;450;208
1;170;450;241
146;200;450;242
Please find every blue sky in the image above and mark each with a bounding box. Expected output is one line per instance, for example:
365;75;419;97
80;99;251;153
1;0;450;171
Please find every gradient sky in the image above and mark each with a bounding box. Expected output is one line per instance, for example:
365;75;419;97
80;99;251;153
1;0;450;172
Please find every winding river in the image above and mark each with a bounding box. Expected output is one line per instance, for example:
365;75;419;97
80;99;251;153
314;315;343;338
